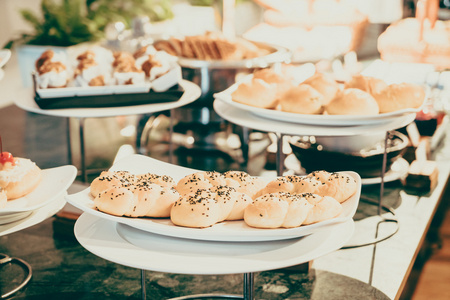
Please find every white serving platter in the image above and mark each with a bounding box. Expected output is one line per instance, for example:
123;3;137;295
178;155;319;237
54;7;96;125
75;212;355;275
1;165;77;216
66;154;361;242
0;193;66;236
213;77;426;126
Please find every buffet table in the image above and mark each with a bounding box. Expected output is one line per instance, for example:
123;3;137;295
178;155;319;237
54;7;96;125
0;121;448;299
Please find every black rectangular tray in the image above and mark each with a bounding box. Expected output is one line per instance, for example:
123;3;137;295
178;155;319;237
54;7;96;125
32;72;185;110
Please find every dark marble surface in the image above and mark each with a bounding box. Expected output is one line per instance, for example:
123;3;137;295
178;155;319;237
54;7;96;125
0;217;391;300
0;105;448;299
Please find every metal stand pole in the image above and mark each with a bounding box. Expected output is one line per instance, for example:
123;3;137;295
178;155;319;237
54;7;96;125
169;109;174;164
66;118;72;165
141;269;146;300
78;117;87;183
243;272;254;300
276;134;285;176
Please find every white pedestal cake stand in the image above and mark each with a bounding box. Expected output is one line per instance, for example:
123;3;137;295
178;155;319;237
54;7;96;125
75;213;355;299
213;99;416;248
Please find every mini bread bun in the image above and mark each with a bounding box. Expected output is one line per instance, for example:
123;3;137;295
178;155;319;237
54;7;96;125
257;175;322;197
373;83;425;113
94;186;136;217
93;178;180;218
231;78;278;109
227;191;253;221
303;72;340;105
274;192;313;228
344;74;388;95
253;68;288;85
306;171;358;203
302;193;343;225
294;177;323;194
326;88;380;115
170;189;222;228
223;170;266;199
244;192;314;229
176;171;227;195
0;158;42;200
244;193;289;229
209;186;237;222
253;68;294;99
136;173;175;188
279;84;324;114
90;170;136;197
257;176;298;197
0;188;7;209
126;181;179;218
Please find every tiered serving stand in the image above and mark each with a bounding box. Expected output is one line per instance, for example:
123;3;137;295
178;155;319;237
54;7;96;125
0;165;77;298
212;95;417;248
67;154;359;300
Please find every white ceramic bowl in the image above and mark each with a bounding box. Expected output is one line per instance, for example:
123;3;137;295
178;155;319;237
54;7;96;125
313;132;388;154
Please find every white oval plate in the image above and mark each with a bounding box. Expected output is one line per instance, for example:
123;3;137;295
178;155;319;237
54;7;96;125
75;212;355;275
0;194;66;236
66;154;361;242
1;165;77;215
213;80;425;126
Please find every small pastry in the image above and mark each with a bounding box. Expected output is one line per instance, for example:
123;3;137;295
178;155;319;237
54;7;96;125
0;152;42;200
373;83;426;113
279;84;324;114
0;188;7;209
35;49;69;88
344;74;388;95
303;72;340;106
231;78;278;109
326;88;379;115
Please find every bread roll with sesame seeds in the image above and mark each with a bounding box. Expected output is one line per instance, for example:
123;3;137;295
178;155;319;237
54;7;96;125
136;173;176;188
90;170;135;197
176;171;227;195
255;175;304;198
127;182;162;217
93;186;136;217
209;185;237;222
170;189;222;228
244;192;315;229
146;187;180;218
244;193;289;229
227;191;253;221
302;193;343;225
306;171;357;203
280;193;314;228
223;171;266;199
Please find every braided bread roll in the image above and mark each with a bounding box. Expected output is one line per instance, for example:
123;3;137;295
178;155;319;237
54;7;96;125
175;171;229;195
301;193;343;225
244;192;342;229
90;170;135;197
170;189;222;228
304;171;357;203
92;171;180;218
223;171;266;199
